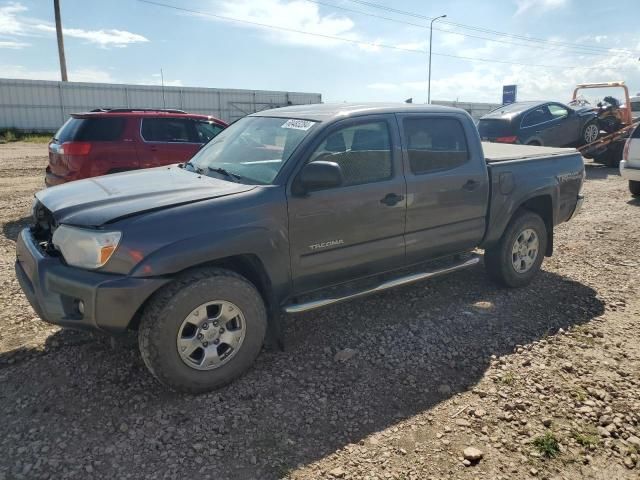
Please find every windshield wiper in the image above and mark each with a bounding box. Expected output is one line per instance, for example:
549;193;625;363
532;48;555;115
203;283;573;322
208;166;243;182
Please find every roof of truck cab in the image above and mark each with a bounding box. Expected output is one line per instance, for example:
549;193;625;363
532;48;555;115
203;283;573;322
251;103;466;122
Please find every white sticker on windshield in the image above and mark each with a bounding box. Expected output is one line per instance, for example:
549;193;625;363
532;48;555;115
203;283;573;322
281;119;315;131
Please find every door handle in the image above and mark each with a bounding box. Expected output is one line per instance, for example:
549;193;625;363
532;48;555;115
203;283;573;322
380;193;404;206
150;146;158;151
462;179;479;191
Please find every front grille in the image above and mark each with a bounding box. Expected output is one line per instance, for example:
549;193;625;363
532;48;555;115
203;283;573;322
31;201;59;256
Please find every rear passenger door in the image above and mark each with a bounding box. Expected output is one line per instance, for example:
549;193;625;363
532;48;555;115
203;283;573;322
287;115;407;293
520;106;554;145
138;118;201;168
397;114;489;264
547;103;578;146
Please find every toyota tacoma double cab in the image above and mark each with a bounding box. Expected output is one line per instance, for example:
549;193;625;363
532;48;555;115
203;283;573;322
16;103;585;393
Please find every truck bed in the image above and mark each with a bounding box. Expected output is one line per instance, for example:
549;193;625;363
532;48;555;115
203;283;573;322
482;142;579;163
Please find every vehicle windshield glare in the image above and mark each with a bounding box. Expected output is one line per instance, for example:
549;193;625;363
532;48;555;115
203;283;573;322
187;116;318;184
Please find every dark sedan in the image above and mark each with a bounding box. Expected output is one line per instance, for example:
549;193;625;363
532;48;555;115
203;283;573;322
478;101;599;147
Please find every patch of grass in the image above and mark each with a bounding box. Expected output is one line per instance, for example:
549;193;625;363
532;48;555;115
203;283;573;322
570;387;588;402
498;371;516;385
21;134;52;143
532;432;561;458
572;430;599;448
1;129;16;142
0;129;53;143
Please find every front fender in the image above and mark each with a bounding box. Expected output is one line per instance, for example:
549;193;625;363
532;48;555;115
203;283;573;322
129;226;292;300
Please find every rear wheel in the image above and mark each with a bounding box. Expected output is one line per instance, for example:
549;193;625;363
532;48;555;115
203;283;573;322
138;268;267;393
484;210;548;288
527;140;541;146
630;180;640;197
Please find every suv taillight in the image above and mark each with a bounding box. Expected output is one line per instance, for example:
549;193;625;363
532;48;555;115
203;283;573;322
61;142;92;155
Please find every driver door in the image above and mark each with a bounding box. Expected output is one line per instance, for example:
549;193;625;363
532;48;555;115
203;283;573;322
286;115;407;294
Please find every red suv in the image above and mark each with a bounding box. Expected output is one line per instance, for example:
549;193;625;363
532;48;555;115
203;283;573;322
46;109;228;186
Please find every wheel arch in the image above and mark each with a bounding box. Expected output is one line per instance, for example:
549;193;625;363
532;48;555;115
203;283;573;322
128;254;275;331
519;195;554;256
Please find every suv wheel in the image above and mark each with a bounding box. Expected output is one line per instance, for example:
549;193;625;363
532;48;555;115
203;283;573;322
484;210;548;288
630;180;640;197
138;268;267;393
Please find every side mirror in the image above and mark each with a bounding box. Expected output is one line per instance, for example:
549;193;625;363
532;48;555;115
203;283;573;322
296;161;343;194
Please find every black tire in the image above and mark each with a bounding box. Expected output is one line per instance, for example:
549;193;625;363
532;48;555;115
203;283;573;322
581;120;599;146
630;180;640;197
484;210;548;288
527;140;541;146
138;268;267;393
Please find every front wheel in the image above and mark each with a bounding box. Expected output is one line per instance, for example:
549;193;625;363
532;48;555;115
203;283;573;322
630;180;640;197
138;268;267;393
484;210;548;288
582;121;599;145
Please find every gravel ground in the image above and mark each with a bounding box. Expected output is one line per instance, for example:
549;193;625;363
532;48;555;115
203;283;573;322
0;142;639;480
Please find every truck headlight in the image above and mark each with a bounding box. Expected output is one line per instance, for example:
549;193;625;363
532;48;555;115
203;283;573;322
52;225;121;269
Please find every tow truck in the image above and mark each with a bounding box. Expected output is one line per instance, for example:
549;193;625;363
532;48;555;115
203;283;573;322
572;81;640;167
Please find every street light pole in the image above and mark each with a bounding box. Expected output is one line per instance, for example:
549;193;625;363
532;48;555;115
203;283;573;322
54;0;68;81
428;14;446;104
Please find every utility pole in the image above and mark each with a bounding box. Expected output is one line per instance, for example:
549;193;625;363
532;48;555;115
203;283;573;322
427;14;446;104
54;0;68;81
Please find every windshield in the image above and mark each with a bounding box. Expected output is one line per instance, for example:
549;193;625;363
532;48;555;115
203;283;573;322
187;116;318;184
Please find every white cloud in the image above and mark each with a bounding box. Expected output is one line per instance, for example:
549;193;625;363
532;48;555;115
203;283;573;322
35;25;148;48
209;0;380;50
0;2;27;36
0;40;28;48
365;32;640;104
395;41;425;52
515;0;569;16
215;0;355;48
367;82;399;90
0;2;148;49
146;74;183;87
0;64;115;82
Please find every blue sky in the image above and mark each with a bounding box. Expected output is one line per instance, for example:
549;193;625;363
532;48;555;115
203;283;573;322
1;0;639;104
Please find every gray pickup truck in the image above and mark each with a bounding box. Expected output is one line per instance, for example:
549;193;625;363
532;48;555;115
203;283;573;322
16;103;585;392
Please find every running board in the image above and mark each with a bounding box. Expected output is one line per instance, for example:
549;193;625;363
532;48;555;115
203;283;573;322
284;254;481;314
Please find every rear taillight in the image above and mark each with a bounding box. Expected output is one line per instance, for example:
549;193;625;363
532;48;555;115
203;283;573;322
623;138;630;161
495;136;518;144
61;142;92;155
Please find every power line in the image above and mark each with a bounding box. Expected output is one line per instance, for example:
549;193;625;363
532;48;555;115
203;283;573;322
300;0;637;59
136;0;622;70
342;0;640;56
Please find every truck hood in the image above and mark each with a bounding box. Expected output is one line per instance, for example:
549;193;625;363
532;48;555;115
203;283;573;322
36;166;255;227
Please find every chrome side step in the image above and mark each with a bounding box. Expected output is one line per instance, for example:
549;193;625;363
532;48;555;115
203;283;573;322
284;254;480;314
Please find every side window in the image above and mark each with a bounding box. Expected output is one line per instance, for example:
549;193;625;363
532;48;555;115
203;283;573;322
403;117;469;175
309;121;392;187
141;118;195;142
522;107;552;127
76;118;125;141
548;104;569;119
194;121;225;143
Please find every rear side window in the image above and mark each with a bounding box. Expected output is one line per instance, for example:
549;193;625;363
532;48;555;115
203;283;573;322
631;101;640;112
522;106;552;127
54;117;124;142
632;125;640;139
403;118;469;174
141;118;196;142
308;121;392;187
